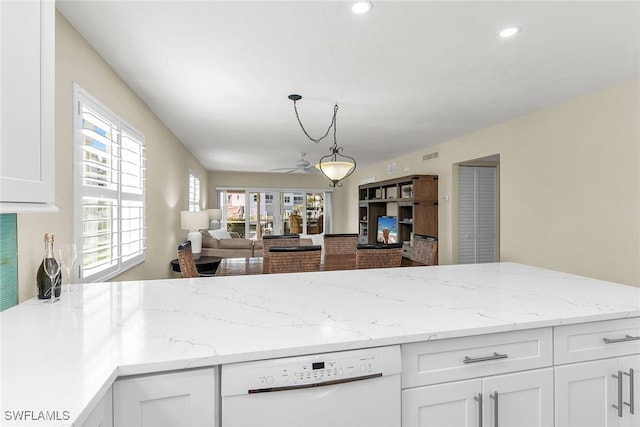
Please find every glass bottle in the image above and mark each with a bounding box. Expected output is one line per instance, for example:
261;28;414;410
36;233;61;299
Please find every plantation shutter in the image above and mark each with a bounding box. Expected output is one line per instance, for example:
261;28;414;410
75;85;146;282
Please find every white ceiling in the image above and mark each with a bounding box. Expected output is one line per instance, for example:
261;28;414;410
56;1;640;174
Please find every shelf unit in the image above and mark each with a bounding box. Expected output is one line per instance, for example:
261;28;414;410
358;175;438;259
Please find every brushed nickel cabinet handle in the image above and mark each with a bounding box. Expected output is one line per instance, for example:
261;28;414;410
474;393;483;427
613;371;623;418
624;368;635;415
463;352;508;364
489;391;499;427
603;335;640;344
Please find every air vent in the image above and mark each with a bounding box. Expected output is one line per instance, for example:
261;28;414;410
387;163;397;174
423;152;439;161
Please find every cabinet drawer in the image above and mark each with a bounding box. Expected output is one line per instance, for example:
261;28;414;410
554;317;640;365
401;328;552;388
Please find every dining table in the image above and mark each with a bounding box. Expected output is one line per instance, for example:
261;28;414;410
215;254;415;276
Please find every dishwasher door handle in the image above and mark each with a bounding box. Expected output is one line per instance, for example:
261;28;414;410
248;373;382;393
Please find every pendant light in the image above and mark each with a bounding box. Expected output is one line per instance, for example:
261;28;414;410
288;94;356;187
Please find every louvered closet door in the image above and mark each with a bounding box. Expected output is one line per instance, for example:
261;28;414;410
458;166;497;264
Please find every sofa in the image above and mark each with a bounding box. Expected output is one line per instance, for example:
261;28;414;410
200;230;264;258
199;230;313;258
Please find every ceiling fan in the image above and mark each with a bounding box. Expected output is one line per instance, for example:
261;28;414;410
271;152;319;174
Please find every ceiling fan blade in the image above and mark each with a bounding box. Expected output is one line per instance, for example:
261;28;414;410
271;167;296;172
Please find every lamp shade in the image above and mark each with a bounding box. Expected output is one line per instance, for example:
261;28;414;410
316;161;355;182
207;209;222;221
180;210;209;231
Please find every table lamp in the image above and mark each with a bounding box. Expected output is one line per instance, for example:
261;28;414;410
207;208;222;230
180;210;209;256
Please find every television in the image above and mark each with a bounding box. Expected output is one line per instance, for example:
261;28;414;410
376;216;398;244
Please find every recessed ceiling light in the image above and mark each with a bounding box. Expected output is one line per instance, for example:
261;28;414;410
499;27;520;38
352;1;373;14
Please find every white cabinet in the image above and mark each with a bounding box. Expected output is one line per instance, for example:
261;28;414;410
482;368;554;427
0;0;55;210
401;328;554;427
113;368;217;427
81;388;113;427
402;379;480;426
556;355;640;427
554;318;640;427
402;369;553;427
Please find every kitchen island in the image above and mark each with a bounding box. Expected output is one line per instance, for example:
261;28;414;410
1;262;639;426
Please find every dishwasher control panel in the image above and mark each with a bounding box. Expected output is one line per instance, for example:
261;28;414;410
247;352;381;391
221;345;401;397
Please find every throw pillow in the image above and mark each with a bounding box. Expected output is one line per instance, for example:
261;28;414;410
209;229;232;240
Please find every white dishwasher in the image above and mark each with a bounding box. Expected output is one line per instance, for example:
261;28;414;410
221;345;401;427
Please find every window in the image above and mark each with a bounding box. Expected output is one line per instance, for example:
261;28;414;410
217;187;332;238
73;84;146;282
188;172;200;211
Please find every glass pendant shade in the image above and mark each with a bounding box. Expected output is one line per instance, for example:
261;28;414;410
316;144;357;187
316;161;355;181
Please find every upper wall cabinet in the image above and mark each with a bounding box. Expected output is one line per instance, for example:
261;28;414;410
0;0;55;212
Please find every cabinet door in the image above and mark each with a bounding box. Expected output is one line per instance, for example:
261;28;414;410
482;368;553;427
81;388;113;427
113;368;216;427
402;379;481;427
0;0;54;205
555;358;620;427
412;202;438;238
619;355;640;427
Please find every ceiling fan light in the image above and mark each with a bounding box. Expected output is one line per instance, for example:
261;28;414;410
316;161;355;181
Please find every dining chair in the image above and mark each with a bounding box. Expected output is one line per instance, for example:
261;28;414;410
355;243;403;269
268;245;322;274
410;234;438;266
323;233;359;256
262;235;301;259
177;241;216;278
177;241;200;278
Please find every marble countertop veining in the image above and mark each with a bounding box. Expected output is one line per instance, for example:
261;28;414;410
1;262;639;425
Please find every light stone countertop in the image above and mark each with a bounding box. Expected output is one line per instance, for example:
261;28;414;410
1;262;639;425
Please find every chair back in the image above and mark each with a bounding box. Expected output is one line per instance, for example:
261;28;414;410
323;233;359;256
268;245;322;274
355;243;403;269
410;234;438;266
289;215;302;234
262;235;300;258
177;241;199;278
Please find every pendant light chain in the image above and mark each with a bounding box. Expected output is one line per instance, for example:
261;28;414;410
288;94;356;187
292;100;339;144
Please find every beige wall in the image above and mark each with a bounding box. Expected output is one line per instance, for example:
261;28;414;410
15;12;208;302
335;79;640;287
